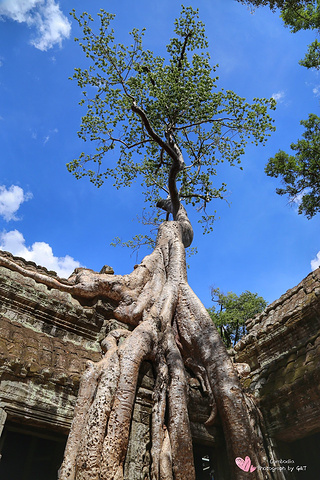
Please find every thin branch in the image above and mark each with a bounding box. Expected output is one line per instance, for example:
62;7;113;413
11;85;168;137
99;41;136;102
106;134;151;150
123;37;140;82
180;192;210;202
149;180;169;195
182;129;201;164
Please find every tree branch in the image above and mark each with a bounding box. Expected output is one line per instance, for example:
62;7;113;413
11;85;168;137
166;133;185;217
178;31;192;69
131;102;176;160
106;134;151;150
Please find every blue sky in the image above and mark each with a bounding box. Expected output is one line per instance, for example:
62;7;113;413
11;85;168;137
0;0;319;308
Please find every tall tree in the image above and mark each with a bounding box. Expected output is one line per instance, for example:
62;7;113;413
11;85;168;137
208;288;267;347
67;8;275;233
52;7;277;480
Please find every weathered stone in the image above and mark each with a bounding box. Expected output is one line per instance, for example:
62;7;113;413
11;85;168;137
235;267;320;446
1;249;320;478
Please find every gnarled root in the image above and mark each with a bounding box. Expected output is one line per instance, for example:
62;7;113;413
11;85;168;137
7;217;275;480
159;427;173;480
100;319;157;480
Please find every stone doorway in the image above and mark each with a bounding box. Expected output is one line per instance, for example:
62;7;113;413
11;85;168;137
0;422;67;480
193;443;229;480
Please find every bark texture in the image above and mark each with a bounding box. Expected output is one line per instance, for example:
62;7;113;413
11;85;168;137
0;209;277;479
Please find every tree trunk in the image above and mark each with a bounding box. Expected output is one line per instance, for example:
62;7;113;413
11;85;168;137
0;212;280;479
66;210;276;479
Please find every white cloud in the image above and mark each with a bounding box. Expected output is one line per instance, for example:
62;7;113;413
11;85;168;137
0;0;71;51
312;85;320;97
292;192;304;205
272;91;285;103
0;185;32;221
311;251;320;271
0;229;81;278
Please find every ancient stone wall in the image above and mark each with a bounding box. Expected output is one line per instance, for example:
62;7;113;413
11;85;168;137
1;250;319;478
235;267;320;476
0;253;107;435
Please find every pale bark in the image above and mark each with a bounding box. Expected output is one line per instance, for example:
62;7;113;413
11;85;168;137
0;210;280;479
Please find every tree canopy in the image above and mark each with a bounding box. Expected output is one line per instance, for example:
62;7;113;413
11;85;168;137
208;287;267;347
236;0;320;218
265;113;320;218
236;1;320;69
281;0;320;69
68;6;275;234
236;0;317;14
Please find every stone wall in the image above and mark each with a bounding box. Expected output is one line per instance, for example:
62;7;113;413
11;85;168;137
1;250;320;478
0;253;107;435
234;267;320;477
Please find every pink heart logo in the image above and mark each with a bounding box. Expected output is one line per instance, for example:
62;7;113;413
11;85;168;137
235;456;257;473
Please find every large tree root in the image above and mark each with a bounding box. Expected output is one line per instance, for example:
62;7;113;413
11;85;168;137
0;219;281;480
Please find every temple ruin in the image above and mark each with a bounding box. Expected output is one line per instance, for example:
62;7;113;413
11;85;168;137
0;250;319;479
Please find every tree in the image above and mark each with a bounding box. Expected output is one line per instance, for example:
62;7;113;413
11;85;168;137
236;0;320;218
236;1;320;69
280;1;320;68
50;7;278;480
208;288;267;348
67;8;275;233
235;0;313;10
265;113;320;218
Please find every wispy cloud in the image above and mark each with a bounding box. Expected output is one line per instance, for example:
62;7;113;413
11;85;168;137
305;81;320;98
291;191;304;212
0;229;81;278
272;91;285;103
43;127;58;144
0;185;32;221
312;85;320;97
0;0;71;51
311;251;320;271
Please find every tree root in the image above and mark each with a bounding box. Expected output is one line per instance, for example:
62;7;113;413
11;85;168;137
0;219;278;479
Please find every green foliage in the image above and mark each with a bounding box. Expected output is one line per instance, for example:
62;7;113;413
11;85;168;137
236;1;320;69
235;0;315;13
265;114;320;218
68;7;275;232
207;288;267;347
281;0;320;32
236;1;320;217
281;1;320;68
299;39;320;69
